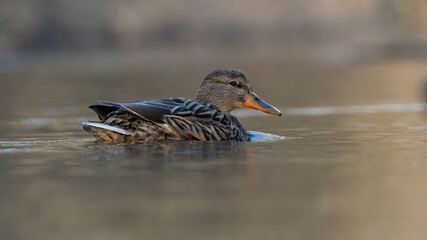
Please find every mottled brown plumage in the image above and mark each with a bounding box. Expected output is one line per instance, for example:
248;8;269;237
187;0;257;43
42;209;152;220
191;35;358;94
82;68;281;142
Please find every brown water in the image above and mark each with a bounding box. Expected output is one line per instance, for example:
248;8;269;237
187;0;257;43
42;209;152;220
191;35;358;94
1;55;427;240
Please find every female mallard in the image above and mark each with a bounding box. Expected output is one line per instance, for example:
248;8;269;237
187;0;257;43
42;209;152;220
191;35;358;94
82;68;281;142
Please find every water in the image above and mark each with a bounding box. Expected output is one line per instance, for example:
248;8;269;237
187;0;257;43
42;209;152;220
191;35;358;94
1;56;427;240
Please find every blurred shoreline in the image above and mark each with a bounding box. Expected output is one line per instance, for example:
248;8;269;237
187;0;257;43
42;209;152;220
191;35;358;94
1;0;427;61
1;0;427;119
2;39;427;72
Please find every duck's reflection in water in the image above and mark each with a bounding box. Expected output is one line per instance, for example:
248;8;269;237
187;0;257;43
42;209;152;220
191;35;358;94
82;140;268;172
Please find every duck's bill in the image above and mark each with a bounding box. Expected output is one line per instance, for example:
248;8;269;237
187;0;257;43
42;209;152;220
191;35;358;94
242;93;282;116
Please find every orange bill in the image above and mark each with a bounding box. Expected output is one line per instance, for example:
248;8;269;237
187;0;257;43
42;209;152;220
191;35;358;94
242;93;282;116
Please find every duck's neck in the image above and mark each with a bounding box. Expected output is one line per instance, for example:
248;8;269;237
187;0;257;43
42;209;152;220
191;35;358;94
229;114;249;140
196;91;235;115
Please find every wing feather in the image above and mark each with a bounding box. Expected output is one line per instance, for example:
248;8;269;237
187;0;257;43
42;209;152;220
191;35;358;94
89;98;237;140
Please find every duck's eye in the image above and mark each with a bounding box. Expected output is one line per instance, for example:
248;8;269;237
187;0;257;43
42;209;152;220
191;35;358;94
229;81;237;86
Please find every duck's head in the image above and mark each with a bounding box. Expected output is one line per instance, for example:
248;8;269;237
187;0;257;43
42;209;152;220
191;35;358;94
196;68;281;116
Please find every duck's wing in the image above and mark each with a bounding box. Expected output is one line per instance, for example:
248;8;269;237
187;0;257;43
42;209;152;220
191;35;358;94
89;98;244;141
90;98;230;124
162;99;236;140
88;98;185;122
96;98;182;123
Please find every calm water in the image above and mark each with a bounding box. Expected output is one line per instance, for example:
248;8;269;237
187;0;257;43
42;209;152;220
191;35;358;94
1;56;427;240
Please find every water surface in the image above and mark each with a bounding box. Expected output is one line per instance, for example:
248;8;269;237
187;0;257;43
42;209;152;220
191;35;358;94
1;57;427;240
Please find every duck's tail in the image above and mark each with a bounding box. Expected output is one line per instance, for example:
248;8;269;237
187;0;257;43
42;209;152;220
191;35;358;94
82;121;132;142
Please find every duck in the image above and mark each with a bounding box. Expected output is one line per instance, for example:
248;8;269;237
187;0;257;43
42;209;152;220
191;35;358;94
82;68;281;142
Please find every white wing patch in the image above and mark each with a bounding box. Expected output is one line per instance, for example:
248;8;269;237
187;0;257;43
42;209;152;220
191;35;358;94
82;121;132;135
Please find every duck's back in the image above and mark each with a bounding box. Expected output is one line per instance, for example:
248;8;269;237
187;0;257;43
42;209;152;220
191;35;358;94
82;98;248;142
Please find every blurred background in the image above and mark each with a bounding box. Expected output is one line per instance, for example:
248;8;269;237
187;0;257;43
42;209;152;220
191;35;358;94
1;0;427;54
1;0;427;119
